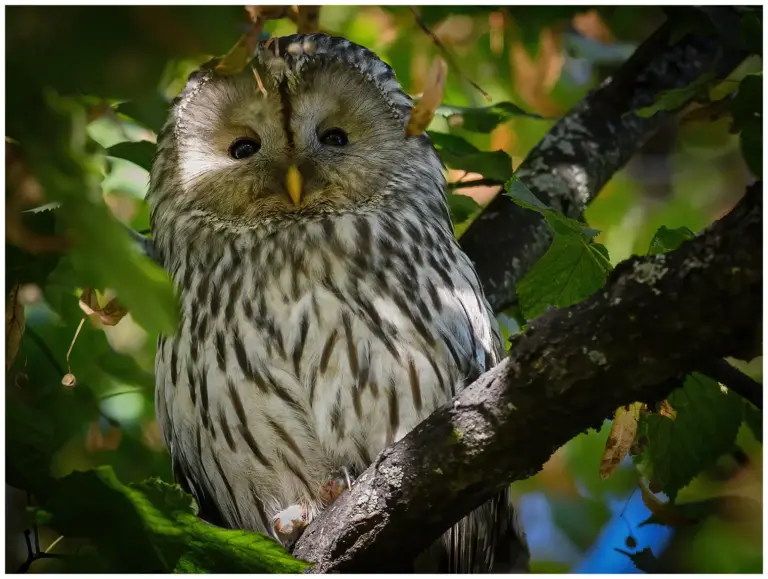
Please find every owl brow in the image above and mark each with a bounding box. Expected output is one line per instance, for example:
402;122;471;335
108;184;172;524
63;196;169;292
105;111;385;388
277;76;295;151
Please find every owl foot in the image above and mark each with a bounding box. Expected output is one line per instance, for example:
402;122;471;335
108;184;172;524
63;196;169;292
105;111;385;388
272;504;310;549
318;466;358;506
273;467;359;548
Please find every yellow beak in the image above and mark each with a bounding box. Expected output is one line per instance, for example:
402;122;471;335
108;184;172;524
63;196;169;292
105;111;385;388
286;165;303;207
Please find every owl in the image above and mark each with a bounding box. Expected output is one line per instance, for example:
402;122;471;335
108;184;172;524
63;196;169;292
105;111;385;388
148;33;528;572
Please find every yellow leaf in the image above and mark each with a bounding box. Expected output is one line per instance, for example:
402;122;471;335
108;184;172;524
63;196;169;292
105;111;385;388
406;57;448;137
600;402;642;479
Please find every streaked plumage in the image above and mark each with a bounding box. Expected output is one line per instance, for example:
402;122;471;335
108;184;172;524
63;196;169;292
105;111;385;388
149;33;528;572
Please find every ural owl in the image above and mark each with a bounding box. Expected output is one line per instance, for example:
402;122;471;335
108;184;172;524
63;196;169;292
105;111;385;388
148;33;528;572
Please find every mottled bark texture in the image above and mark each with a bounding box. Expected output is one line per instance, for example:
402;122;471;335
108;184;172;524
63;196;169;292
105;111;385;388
294;183;762;573
459;15;749;313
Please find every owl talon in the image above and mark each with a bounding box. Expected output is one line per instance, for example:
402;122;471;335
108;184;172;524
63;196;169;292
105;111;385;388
272;504;310;548
318;466;358;506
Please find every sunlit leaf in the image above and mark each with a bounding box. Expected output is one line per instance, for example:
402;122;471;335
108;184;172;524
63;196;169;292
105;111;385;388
436;101;550;133
506;176;610;319
516;233;612;320
647;225;695;255
635;72;715;118
430;131;513;183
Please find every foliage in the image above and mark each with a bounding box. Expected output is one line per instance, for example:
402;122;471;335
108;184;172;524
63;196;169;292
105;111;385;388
5;4;762;574
37;469;306;573
505;176;611;320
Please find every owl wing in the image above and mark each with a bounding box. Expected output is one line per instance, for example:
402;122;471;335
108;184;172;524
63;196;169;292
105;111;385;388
420;252;529;573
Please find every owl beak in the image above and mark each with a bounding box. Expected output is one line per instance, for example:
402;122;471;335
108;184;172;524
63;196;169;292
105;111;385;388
286;165;303;207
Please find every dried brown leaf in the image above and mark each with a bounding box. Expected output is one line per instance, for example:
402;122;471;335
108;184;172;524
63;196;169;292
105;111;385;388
600;402;642;480
79;288;129;327
6;284;25;371
658;399;677;420
99;298;129;327
406;57;448;137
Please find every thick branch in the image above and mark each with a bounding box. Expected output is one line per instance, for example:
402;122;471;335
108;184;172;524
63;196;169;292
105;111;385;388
698;358;763;409
294;184;762;572
459;10;748;312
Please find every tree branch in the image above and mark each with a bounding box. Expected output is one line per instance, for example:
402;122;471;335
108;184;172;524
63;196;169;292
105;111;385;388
294;183;761;572
698;358;763;409
459;9;749;312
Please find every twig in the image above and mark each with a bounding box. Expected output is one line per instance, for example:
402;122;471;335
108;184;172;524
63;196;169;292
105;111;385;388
447;178;504;190
15;527;64;573
698;358;762;409
25;326;121;428
409;7;491;102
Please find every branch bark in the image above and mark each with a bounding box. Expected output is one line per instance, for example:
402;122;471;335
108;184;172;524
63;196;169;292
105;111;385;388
698;358;763;409
459;11;749;312
294;182;762;573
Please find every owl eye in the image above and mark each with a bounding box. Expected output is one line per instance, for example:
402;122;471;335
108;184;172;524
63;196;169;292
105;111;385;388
229;137;261;160
318;127;349;147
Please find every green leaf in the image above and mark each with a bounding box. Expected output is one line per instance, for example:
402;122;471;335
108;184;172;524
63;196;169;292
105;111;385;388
635;72;716;118
506;176;601;238
446;192;481;225
738;9;763;55
6;368;100;494
516;233;612;320
647;225;695;255
740;124;762;177
504;176;611;319
117;94;170;135
12;92;179;336
744;402;762;442
637;373;745;500
436;101;550;133
615;547;659;572
730;73;762;177
731;74;763;131
107;140;156;172
43;468;308;573
430;132;513;182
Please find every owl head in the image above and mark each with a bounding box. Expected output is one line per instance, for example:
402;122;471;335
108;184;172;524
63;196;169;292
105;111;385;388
149;34;443;231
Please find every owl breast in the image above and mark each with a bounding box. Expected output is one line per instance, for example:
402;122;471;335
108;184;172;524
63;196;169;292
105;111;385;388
154;208;499;534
